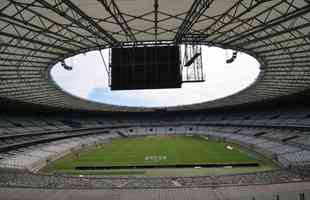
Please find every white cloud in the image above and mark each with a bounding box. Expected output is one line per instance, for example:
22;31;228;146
51;46;260;107
51;50;109;99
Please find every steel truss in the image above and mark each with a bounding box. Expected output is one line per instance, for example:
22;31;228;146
98;0;136;42
174;0;214;44
0;0;309;112
182;45;204;83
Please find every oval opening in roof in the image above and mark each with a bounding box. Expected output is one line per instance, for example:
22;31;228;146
50;45;260;107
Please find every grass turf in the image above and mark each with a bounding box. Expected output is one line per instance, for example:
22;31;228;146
42;135;276;176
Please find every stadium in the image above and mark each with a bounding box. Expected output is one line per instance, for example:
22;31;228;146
0;0;310;199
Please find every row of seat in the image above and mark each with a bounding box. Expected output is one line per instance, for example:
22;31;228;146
195;127;309;167
0;133;119;171
1;106;310;136
0;167;307;189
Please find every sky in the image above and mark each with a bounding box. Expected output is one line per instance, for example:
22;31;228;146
51;46;260;107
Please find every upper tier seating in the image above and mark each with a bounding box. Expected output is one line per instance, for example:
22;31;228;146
1;105;310;169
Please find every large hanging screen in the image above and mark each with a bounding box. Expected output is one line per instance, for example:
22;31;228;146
110;46;181;90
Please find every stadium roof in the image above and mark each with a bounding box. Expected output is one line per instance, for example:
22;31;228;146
0;0;310;112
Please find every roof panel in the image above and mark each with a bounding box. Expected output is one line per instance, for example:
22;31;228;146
0;0;309;112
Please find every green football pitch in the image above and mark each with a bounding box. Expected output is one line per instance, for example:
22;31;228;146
42;135;277;176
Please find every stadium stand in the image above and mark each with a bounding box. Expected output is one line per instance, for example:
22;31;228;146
0;133;118;172
1;0;310;199
0;167;308;189
0;112;310;199
0;121;310;169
